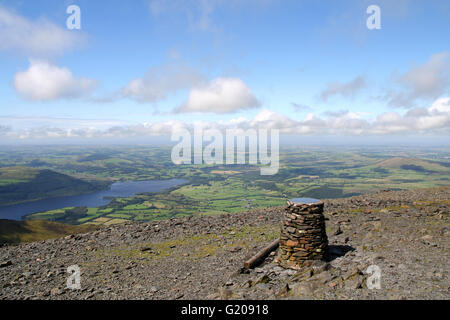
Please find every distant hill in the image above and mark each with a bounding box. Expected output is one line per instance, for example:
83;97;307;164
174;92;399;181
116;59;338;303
375;157;449;173
0;167;109;206
0;219;100;245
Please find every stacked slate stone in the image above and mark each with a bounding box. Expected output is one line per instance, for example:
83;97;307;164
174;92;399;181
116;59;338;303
276;200;328;270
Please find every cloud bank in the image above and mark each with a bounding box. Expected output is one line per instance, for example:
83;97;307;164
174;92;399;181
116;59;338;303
2;98;449;140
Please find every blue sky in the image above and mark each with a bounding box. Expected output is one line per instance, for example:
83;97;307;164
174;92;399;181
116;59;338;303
0;0;449;143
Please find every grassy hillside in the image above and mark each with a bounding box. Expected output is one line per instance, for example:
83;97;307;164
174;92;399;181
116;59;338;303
0;219;101;245
0;167;109;206
376;158;449;172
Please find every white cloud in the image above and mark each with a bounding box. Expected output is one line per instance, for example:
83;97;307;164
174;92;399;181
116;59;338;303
384;52;450;108
0;5;86;57
429;97;450;113
250;109;300;130
177;77;261;113
122;63;204;103
371;97;450;134
14;60;97;101
319;76;367;101
414;97;450;130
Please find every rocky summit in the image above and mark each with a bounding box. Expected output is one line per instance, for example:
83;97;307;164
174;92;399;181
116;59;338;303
0;187;448;300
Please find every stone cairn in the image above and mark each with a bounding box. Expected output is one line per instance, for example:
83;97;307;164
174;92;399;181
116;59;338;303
275;199;328;270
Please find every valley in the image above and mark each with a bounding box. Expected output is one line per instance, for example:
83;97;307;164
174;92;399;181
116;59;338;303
0;145;448;228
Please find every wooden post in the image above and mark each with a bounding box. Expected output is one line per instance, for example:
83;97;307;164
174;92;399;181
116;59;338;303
244;239;280;269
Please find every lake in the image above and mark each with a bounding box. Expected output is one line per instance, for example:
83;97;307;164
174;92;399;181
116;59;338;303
0;178;188;221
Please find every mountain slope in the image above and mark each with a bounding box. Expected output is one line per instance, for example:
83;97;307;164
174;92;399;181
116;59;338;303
0;167;109;206
0;186;447;300
0;219;100;245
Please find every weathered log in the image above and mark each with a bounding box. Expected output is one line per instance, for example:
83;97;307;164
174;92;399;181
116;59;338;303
244;239;280;269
